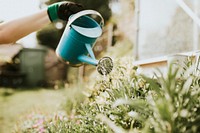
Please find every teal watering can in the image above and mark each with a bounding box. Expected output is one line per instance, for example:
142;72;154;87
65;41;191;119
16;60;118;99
56;10;113;75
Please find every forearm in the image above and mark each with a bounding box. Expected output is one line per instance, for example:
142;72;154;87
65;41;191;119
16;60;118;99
0;9;51;44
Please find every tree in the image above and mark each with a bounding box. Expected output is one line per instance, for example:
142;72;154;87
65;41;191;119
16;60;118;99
47;0;111;22
36;23;64;50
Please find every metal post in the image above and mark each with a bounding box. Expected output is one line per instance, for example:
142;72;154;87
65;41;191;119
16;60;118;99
134;0;140;60
193;0;199;50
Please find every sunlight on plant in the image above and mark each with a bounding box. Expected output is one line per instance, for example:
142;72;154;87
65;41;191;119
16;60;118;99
14;57;200;133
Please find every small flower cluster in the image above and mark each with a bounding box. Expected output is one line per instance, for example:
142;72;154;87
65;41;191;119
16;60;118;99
15;111;68;133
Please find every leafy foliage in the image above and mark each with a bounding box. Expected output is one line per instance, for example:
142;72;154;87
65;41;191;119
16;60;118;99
15;57;200;133
141;64;200;133
36;24;64;50
47;0;112;22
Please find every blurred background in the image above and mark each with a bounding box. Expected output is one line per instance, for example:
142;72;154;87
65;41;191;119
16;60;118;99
0;0;134;88
1;0;200;132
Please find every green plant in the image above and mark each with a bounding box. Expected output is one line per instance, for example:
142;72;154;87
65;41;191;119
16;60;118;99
88;58;150;131
97;58;200;133
141;64;200;133
14;57;200;133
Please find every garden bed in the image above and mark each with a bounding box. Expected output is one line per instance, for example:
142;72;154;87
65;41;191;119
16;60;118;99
13;57;200;133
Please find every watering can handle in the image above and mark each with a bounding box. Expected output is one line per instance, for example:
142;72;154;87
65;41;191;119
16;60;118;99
66;10;104;28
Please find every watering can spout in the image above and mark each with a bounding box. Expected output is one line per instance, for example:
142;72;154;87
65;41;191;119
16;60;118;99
78;55;98;66
79;43;113;75
78;55;113;75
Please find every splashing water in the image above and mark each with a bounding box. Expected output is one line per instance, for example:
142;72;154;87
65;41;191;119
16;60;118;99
96;57;113;75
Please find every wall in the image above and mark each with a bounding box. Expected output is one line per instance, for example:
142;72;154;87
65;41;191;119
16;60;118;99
138;0;195;60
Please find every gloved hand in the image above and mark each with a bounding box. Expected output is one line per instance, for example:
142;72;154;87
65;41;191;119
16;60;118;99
47;1;83;22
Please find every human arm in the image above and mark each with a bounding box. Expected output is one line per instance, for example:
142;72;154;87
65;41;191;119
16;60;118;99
0;1;83;44
0;10;50;44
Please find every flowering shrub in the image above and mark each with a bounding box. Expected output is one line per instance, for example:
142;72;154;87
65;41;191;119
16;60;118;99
15;57;200;133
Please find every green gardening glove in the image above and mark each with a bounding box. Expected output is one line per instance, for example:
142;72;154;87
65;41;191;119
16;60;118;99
47;1;83;22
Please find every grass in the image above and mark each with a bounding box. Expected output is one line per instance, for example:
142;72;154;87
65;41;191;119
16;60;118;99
0;87;67;133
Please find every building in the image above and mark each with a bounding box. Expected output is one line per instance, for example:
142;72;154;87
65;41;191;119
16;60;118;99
0;44;67;87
